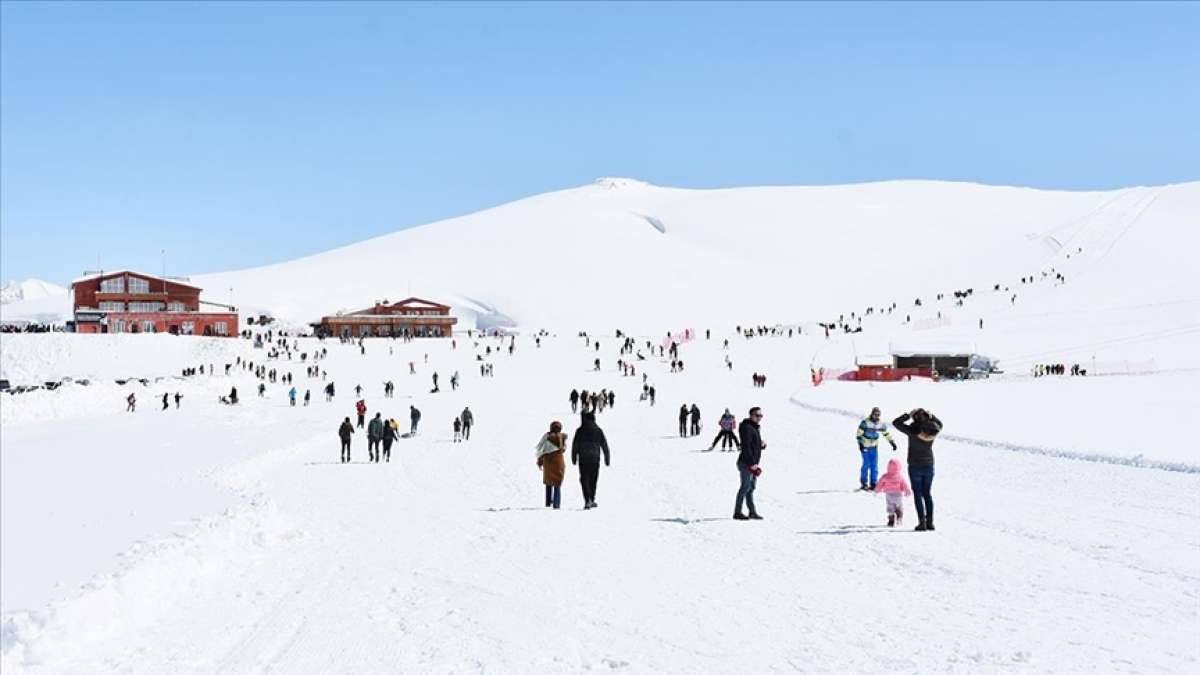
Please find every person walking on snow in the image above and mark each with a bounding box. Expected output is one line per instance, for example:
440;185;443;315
689;404;702;437
304;390;311;406
289;386;297;407
571;412;610;510
570;389;580;412
126;393;136;412
734;407;766;520
367;413;384;463
536;420;568;509
409;405;421;434
174;392;182;409
892;408;943;531
460;407;474;440
453;417;463;442
708;408;740;451
679;404;689;437
338;417;354;463
856;407;897;490
162;393;169;410
874;459;912;527
356;399;367;428
382;419;398;461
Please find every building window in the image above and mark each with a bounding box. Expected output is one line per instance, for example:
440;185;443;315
100;277;124;293
128;277;150;294
99;301;124;311
214;321;227;335
181;321;195;335
141;320;155;333
128;302;164;313
167;302;184;312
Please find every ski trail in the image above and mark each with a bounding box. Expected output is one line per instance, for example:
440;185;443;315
788;394;1200;474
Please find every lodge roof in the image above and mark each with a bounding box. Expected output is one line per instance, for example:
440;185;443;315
71;269;201;290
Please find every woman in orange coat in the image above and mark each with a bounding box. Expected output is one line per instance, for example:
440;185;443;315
536;421;568;509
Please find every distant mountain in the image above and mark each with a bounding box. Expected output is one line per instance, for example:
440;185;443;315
0;279;67;306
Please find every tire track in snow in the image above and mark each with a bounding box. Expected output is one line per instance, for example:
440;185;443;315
788;394;1200;474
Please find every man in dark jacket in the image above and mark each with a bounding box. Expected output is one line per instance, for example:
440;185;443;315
734;407;766;520
338;417;354;463
367;413;384;463
381;419;397;462
689;404;702;436
569;389;579;412
679;404;689;437
571;412;610;509
893;409;943;531
409;405;421;434
460;407;474;440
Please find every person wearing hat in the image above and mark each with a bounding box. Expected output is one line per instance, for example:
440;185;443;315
892;408;943;531
571;412;610;509
536;421;568;509
856;407;897;490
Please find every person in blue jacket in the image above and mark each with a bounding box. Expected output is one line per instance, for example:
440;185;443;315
856;407;896;490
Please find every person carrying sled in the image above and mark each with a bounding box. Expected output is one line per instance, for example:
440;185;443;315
856;407;897;490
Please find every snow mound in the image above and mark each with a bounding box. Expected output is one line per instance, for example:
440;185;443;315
0;280;66;306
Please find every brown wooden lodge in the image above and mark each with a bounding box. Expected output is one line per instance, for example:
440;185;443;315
70;270;239;336
314;297;457;338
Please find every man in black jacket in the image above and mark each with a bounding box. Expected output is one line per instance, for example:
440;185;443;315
734;407;766;520
571;412;610;509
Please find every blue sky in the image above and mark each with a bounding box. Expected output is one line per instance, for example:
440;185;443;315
2;1;1197;284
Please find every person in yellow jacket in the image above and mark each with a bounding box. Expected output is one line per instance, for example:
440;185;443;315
856;407;896;490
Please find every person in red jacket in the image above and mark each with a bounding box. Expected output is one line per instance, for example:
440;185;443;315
355;399;367;428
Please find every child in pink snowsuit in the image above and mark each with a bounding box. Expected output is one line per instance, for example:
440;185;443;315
874;458;912;527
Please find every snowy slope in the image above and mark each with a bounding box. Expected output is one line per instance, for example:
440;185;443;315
0;279;66;305
190;178;1197;330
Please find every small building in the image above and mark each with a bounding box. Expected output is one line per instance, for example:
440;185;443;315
314;297;457;338
890;342;994;380
71;270;238;337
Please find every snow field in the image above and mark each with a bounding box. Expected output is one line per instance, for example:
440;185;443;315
2;333;1197;673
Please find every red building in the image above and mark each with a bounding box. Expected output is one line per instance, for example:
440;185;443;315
70;270;239;337
315;297;457;338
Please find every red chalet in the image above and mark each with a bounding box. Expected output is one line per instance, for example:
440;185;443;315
315;297;457;338
70;270;239;337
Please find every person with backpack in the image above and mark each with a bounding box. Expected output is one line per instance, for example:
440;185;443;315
338;417;354;463
892;408;943;531
367;413;384;463
734;407;766;520
571;412;610;510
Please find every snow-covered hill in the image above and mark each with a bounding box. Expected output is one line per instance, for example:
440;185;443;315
0;279;66;306
194;178;1199;332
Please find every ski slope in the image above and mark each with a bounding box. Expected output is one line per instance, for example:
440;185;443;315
1;332;1198;673
2;177;1199;673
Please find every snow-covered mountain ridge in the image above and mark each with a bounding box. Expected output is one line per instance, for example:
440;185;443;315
0;279;66;305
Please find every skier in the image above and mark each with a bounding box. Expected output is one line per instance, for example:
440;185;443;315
707;408;739;452
338;417;354;463
571;412;610;510
689;404;702;437
874;459;912;527
856;407;897;490
460;407;474;440
678;404;689;437
892;408;943;531
409;405;421;435
536;420;568;509
734;407;765;520
367;413;384;463
356;399;367;428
